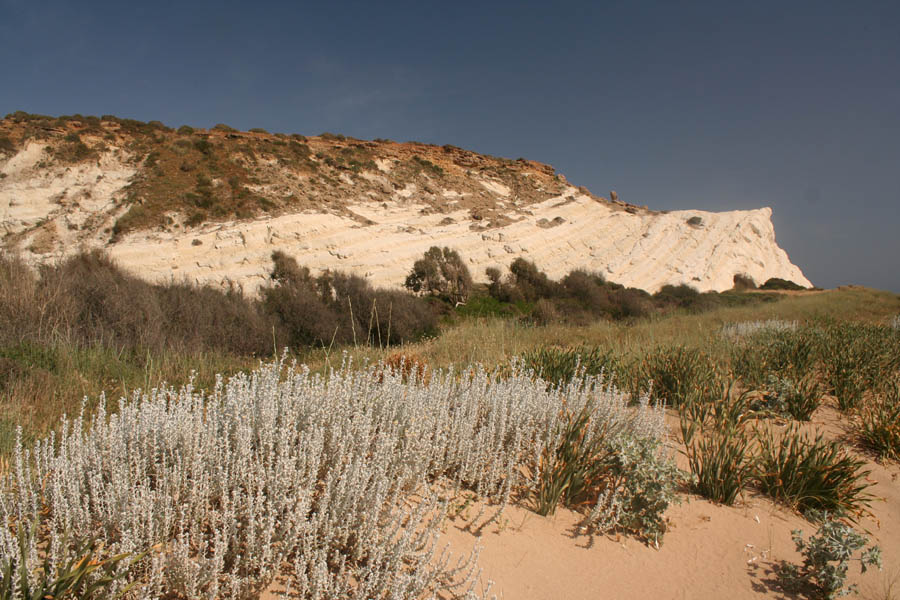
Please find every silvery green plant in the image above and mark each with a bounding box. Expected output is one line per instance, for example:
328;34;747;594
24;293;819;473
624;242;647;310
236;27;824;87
777;514;882;599
1;356;667;598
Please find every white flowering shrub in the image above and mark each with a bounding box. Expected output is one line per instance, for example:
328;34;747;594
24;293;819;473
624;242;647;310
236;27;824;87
720;319;798;340
0;358;667;599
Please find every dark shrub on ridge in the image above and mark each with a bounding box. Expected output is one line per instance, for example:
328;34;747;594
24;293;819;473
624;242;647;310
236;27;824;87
509;258;560;301
404;246;473;304
761;277;806;291
262;251;436;348
30;251;273;355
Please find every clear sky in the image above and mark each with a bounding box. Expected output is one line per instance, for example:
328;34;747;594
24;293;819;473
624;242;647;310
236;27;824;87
2;0;898;291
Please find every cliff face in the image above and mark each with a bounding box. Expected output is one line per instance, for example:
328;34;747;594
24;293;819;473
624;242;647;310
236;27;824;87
0;113;811;293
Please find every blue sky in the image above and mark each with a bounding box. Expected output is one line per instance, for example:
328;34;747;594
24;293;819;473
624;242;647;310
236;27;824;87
2;0;898;291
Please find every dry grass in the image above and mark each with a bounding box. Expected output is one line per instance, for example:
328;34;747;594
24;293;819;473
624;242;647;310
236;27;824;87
305;287;900;373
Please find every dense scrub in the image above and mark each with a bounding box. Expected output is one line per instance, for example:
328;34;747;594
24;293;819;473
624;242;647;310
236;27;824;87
0;251;436;453
0;251;435;356
482;259;775;324
404;246;473;304
262;251;437;348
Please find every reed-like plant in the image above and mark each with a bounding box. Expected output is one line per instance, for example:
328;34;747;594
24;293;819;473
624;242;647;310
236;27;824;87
519;346;620;388
530;379;677;546
728;324;817;389
818;321;900;411
755;426;873;518
855;380;900;461
533;400;617;516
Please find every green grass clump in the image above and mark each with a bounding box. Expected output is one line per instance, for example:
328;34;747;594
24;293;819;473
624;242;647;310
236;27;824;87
519;346;620;387
755;426;873;518
640;346;719;407
680;385;756;505
452;293;523;319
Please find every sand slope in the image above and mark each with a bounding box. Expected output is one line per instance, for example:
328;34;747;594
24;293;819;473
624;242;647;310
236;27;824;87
436;407;899;600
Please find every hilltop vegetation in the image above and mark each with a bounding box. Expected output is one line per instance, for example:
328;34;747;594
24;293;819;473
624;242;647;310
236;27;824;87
0;111;595;240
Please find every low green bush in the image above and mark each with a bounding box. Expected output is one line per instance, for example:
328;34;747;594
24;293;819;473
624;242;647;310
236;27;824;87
588;436;680;546
761;277;807;291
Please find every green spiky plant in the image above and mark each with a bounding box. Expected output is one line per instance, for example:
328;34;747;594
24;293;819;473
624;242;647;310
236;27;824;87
640;346;719;408
519;346;620;388
755;375;823;421
534;400;617;516
755;426;873;518
680;383;756;505
855;379;900;461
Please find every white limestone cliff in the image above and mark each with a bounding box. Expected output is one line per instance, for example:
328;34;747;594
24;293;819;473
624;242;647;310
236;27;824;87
0;143;811;294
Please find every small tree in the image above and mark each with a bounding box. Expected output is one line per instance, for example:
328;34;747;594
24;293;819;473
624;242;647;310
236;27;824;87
405;247;472;304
